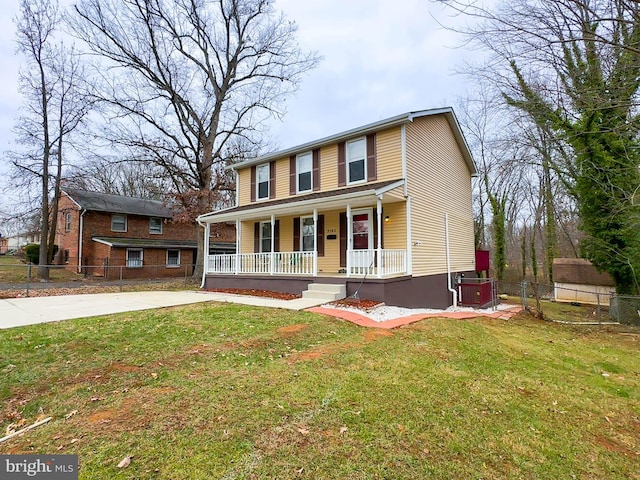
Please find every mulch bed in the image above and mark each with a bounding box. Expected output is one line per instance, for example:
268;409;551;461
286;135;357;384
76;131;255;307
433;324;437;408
207;288;301;300
328;297;382;311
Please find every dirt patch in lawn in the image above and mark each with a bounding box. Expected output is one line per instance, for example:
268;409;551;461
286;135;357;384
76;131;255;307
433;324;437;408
277;324;309;337
288;330;393;363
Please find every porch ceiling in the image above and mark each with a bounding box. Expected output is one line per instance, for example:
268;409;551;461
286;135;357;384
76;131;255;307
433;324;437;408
199;179;405;223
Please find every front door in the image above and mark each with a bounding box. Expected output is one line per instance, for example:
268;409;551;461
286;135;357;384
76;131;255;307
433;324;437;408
352;209;373;269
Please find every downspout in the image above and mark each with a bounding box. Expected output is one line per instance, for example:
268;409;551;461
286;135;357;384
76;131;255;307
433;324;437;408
445;213;458;309
197;218;210;288
78;209;86;274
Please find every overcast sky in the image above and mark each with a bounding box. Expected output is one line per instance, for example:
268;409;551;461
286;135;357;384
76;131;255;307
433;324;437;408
0;0;475;225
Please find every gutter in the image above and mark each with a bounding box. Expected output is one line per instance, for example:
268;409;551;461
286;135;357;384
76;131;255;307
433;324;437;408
78;209;86;274
196;217;208;289
445;213;458;309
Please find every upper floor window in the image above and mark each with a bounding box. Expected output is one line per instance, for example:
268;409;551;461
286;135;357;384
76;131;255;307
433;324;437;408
64;212;72;232
257;164;270;200
297;152;312;193
111;214;127;232
150;217;163;234
347;138;366;184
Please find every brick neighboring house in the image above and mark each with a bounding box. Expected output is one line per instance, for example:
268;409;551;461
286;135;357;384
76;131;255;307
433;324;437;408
57;189;234;279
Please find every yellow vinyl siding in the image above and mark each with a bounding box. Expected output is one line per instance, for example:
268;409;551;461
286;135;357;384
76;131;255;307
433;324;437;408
275;157;289;199
238;168;252;206
376;127;403;181
317;210;340;273
406;115;475;276
320;145;338;191
240;221;254;253
380;202;407;250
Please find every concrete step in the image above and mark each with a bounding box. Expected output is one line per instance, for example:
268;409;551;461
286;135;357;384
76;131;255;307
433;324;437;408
301;283;346;301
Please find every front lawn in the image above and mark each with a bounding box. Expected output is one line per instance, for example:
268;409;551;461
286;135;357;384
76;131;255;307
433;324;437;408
1;303;639;479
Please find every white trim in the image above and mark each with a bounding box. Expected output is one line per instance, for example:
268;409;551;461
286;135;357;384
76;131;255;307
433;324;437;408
346;137;367;185
300;215;315;252
202;222;210;287
270;215;275;275
346;204;352;277
111;213;127;232
376;199;382;278
166;249;181;267
149;217;163;234
126;248;143;268
259;220;273;253
256;163;270;200
235;170;240;206
78;209;86;274
296;151;313;194
235;219;240;275
406;196;412;275
312;209;318;277
401;124;408;197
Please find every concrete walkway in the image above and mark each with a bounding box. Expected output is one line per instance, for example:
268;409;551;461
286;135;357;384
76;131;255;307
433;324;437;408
0;291;326;329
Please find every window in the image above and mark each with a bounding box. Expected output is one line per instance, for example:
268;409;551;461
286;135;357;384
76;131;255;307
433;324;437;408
260;221;272;252
301;216;315;251
167;249;180;267
297;152;312;193
126;248;143;268
347;138;366;184
150;217;163;234
257;164;270;200
111;214;127;232
64;212;72;232
63;249;69;264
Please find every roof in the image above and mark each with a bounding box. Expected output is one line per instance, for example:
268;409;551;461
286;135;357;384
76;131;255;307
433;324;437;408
198;179;405;223
229;108;476;175
552;258;616;287
92;237;197;249
63;188;174;218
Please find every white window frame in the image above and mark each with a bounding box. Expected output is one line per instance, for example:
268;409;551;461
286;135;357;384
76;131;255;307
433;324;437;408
257;163;270;200
166;249;180;267
260;221;272;252
64;212;72;232
111;214;127;232
296;152;313;193
149;217;163;234
126;248;143;268
300;216;315;252
347;137;367;185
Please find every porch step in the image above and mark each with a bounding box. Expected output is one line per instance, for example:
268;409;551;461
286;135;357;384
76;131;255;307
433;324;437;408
302;283;346;302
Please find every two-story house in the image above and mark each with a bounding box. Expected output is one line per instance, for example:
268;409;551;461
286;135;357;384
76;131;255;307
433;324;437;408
57;189;234;279
197;108;477;308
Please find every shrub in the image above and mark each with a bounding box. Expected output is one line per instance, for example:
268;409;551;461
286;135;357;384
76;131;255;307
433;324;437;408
23;244;59;264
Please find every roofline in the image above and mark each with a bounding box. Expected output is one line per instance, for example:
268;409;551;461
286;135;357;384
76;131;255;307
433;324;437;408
228;107;476;175
197;179;405;224
61;189;83;210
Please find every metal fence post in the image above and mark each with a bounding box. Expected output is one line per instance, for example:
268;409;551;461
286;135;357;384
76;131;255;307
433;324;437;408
26;264;31;298
596;293;601;324
119;266;123;291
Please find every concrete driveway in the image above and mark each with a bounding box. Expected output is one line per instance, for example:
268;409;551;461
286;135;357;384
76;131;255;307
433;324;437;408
0;291;326;329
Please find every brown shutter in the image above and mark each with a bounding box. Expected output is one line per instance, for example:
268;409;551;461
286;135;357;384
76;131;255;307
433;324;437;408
367;133;377;181
337;142;346;187
312;148;321;191
274;220;280;252
254;222;260;252
269;161;276;199
289;155;296;195
339;212;347;267
250;166;256;202
293;217;300;252
317;215;325;257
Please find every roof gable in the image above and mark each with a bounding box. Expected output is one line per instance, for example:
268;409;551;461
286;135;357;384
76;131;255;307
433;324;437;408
229;107;476;176
62;189;173;218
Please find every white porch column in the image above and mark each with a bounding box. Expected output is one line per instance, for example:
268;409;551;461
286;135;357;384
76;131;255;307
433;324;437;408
377;197;382;278
202;221;210;284
313;208;318;277
235;219;240;275
346;204;352;277
270;214;275;275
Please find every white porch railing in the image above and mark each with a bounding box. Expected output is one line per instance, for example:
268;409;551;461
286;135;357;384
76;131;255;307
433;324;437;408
348;249;407;277
206;249;407;277
206;251;315;276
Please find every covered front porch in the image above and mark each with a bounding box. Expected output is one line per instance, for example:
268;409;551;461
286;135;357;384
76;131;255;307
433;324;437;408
199;179;411;281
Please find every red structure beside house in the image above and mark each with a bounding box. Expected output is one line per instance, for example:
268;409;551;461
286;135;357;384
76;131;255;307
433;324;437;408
56;189;234;279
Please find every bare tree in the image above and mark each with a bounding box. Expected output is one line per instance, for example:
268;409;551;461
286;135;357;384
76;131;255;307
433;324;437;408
70;0;321;277
12;0;92;279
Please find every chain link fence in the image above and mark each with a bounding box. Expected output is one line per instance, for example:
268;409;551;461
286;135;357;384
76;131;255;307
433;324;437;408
0;262;199;297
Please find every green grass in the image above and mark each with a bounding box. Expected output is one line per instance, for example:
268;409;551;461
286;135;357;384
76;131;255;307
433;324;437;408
1;303;639;479
0;255;79;283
